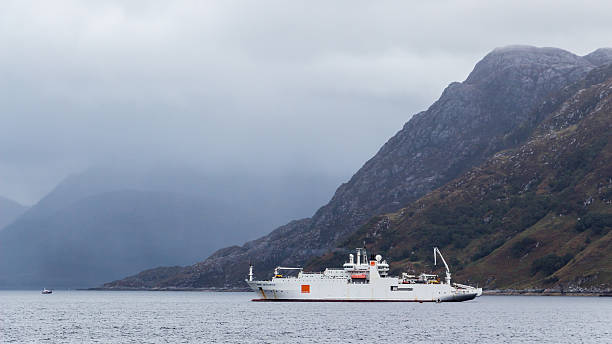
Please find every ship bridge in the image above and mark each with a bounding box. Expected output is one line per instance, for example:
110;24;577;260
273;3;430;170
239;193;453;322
341;248;390;282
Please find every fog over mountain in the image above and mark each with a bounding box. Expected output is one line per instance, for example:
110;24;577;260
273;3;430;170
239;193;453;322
104;45;612;290
0;165;339;288
0;197;28;230
3;1;612;205
2;2;612;289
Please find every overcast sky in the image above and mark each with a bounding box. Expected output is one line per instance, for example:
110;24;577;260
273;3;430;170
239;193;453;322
1;0;612;205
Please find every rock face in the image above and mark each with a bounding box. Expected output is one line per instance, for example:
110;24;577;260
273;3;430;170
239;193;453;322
332;62;612;291
104;46;612;289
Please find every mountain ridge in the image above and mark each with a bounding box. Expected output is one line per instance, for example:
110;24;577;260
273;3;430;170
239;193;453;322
327;63;612;291
102;46;612;290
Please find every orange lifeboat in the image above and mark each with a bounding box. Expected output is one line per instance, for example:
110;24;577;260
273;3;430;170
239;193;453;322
351;274;367;279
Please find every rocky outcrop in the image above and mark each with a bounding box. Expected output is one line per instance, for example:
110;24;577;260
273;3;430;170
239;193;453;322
104;46;612;289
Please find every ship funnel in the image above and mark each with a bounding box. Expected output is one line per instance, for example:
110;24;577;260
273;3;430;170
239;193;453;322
349;254;354;264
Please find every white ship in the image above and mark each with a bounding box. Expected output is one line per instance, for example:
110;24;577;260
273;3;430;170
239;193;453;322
246;247;482;302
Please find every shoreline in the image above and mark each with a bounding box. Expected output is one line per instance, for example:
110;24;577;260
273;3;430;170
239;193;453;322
83;287;612;296
83;287;251;292
483;289;612;297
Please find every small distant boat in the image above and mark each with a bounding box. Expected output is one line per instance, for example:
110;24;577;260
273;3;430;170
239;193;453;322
41;288;52;294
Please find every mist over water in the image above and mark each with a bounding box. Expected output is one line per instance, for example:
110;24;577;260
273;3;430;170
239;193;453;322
1;291;610;343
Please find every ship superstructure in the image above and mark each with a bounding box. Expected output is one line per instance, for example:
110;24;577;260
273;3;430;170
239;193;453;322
246;247;482;302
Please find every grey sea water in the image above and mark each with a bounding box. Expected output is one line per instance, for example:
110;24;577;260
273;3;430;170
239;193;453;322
0;291;610;343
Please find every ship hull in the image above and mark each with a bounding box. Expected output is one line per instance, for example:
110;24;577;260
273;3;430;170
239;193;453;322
251;299;440;302
247;279;478;302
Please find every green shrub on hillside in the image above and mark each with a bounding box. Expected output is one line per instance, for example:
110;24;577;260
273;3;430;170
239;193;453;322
575;213;612;234
510;237;537;258
530;253;573;276
471;239;505;261
543;276;559;284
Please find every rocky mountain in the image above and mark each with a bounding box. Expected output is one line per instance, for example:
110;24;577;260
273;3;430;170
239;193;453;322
0;167;337;288
103;46;612;290
321;62;612;291
0;196;28;231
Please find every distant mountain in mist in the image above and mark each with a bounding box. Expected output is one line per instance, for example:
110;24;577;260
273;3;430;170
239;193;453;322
104;46;612;291
0;167;338;288
0;197;28;231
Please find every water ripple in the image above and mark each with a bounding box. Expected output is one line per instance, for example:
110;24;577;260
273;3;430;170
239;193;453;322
0;291;610;343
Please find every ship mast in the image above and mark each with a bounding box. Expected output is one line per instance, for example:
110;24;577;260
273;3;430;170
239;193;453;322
433;247;451;285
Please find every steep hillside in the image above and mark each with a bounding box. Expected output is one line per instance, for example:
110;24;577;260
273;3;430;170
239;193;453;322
317;64;612;291
0;196;28;231
103;46;612;289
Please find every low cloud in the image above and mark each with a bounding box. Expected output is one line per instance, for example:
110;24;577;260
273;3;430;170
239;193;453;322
2;0;612;204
